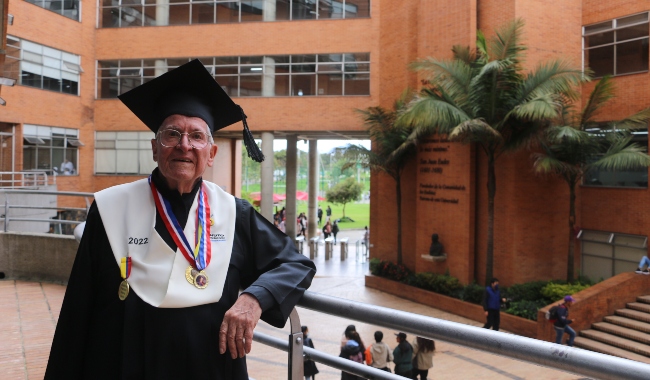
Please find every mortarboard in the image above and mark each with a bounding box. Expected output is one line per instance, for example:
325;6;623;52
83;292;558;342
118;59;264;162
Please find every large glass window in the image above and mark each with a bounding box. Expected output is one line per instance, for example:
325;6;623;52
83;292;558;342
97;53;370;98
23;125;82;175
5;36;82;95
580;230;647;281
584;12;649;77
583;128;648;188
98;0;369;27
25;0;81;21
95;131;158;175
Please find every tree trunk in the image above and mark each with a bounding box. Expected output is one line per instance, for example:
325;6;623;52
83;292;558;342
396;172;403;264
485;153;496;284
342;203;346;218
567;180;577;282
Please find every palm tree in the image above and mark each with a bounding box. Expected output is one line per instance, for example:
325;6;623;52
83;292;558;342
397;19;585;282
344;90;416;264
533;76;650;282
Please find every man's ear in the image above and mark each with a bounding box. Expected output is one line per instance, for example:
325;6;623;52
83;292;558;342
151;139;158;162
207;144;218;167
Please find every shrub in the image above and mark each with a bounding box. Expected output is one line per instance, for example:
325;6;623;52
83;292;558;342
502;281;553;304
460;283;484;305
414;272;463;297
505;300;548;321
541;283;590;302
370;258;413;282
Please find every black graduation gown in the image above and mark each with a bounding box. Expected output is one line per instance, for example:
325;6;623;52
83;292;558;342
45;173;316;379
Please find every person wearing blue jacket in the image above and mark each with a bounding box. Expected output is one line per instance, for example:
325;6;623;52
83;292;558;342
554;296;577;346
482;278;506;331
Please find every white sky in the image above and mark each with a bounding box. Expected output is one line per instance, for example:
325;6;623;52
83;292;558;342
267;139;371;153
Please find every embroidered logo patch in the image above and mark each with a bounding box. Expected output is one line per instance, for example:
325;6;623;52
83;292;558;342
210;233;226;242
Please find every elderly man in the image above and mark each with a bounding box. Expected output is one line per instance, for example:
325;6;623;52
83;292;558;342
45;60;316;379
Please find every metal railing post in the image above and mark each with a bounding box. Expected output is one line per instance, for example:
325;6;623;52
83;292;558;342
340;237;348;261
324;237;333;260
294;236;305;255
287;308;303;380
4;197;8;232
309;237;319;260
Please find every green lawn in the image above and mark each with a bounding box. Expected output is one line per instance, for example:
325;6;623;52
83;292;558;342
296;201;369;230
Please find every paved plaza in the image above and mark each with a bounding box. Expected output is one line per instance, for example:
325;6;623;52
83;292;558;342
1;229;591;379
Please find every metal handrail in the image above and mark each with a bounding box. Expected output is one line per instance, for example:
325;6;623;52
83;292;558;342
288;291;650;380
254;331;404;380
0;171;51;188
2;189;94;232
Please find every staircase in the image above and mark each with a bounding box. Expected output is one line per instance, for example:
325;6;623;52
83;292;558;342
575;295;650;364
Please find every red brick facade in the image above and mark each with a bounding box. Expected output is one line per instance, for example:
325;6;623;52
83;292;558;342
2;1;650;285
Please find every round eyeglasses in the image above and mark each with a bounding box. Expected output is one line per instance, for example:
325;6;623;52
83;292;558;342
157;129;213;149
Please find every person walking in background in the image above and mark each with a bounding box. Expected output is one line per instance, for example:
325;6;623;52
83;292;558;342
635;255;650;274
339;330;365;380
302;326;319;380
363;226;369;255
326;205;332;222
317;206;323;226
554;296;577;346
322;220;332;239
340;325;365;348
482;278;506;331
392;332;413;377
365;331;393;372
411;337;435;380
332;220;340;245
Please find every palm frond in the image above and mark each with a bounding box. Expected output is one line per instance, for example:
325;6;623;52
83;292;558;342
449;119;502;144
580;76;615;125
532;153;581;177
608;107;650;130
397;90;471;134
545;125;592;144
490;18;526;61
517;60;584;105
508;93;560;121
410;58;473;104
475;30;489;62
452;44;475;64
589;146;650;171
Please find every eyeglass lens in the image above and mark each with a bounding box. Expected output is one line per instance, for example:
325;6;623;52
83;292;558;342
159;130;210;148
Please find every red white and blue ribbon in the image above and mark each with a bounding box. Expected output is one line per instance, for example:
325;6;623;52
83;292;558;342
149;176;211;271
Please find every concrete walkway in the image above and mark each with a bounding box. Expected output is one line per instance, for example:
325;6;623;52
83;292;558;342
0;228;590;379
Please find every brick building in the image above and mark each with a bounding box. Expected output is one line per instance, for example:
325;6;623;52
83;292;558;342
1;1;649;285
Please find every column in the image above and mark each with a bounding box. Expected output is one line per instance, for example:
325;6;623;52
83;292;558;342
263;0;276;21
307;140;318;239
262;56;276;97
260;132;274;221
285;135;297;239
155;0;169;26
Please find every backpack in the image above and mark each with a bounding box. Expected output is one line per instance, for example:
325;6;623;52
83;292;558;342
545;306;559;323
364;345;373;365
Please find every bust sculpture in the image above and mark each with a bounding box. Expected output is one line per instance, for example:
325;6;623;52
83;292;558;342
429;234;444;257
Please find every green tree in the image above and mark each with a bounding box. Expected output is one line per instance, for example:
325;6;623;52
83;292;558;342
325;177;363;219
343;90;417;264
398;19;584;281
532;76;650;281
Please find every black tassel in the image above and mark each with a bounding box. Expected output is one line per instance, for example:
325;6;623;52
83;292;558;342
239;106;265;163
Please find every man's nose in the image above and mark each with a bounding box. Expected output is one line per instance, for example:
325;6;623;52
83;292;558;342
177;134;193;151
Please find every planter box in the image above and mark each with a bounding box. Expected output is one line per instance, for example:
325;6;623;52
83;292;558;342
365;274;537;338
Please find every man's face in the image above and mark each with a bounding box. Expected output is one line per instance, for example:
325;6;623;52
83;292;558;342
151;114;217;190
491;281;499;288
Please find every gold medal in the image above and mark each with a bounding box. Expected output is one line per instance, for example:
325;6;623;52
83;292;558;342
210;218;215;226
193;271;209;289
118;280;130;301
185;266;199;285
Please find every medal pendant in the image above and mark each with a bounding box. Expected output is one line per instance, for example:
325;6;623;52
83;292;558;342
193;271;209;289
118;280;130;301
185;266;198;285
210;218;215;226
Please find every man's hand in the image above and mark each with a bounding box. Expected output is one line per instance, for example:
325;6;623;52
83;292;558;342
219;293;263;359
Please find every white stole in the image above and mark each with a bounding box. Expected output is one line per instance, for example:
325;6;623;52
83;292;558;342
95;178;235;308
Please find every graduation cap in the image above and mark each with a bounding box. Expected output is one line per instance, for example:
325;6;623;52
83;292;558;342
118;59;264;162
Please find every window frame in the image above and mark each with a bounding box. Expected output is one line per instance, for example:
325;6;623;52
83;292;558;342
23;125;81;176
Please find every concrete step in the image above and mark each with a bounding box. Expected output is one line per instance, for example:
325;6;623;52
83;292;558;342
637;295;650;305
580;329;650;357
616;308;650;323
627;302;650;313
574;337;650;364
605;315;650;334
593;322;650;345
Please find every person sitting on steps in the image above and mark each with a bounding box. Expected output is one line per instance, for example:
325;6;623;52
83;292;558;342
635;255;650;275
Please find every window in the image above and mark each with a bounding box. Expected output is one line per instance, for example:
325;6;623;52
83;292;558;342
6;36;82;95
95;131;158;175
23;125;82;175
584;12;649;77
580;230;647;281
97;54;370;98
98;0;369;28
583;128;648;188
25;0;81;21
